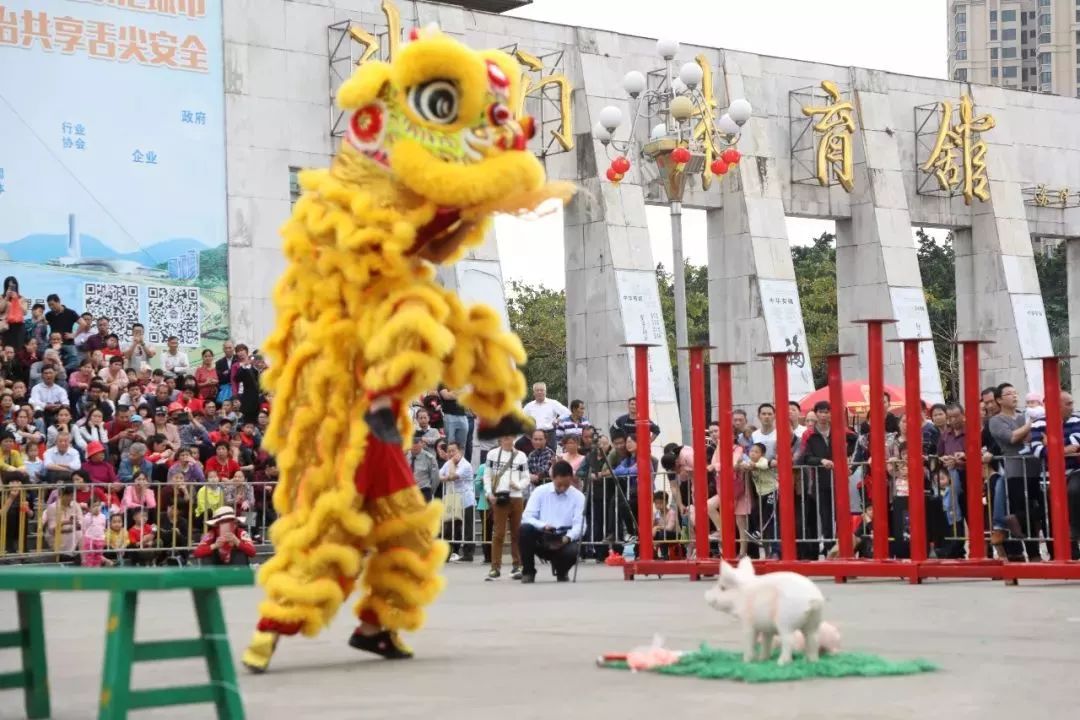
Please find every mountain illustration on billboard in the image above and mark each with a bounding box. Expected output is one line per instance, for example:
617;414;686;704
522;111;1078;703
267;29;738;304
0;233;211;266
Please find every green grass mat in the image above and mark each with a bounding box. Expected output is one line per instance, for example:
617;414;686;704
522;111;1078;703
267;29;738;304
599;645;938;683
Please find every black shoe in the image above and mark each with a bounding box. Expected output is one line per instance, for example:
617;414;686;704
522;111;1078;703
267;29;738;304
556;573;569;582
485;568;500;581
348;629;413;660
520;574;536;584
510;566;523;580
478;411;534;440
364;407;402;444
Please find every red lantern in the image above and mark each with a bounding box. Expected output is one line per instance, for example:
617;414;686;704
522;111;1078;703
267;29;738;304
721;148;741;164
671;146;691;164
606;167;619;182
710;159;728;175
611;156;631;174
715;161;729;175
613;172;624;182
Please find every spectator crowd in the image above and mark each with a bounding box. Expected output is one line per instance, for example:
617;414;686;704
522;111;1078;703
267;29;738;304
4;274;1077;574
0;276;273;566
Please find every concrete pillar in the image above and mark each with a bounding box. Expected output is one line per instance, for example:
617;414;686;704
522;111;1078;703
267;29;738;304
708;55;815;410
958;86;1053;396
564;54;681;446
835;68;944;402
1068;240;1080;392
434;229;510;330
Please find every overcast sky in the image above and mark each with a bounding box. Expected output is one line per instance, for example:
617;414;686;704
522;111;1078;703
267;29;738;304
493;0;948;289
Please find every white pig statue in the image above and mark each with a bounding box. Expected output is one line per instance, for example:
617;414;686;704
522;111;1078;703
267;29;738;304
704;557;826;665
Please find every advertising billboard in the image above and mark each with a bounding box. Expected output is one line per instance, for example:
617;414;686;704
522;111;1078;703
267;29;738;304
0;0;227;351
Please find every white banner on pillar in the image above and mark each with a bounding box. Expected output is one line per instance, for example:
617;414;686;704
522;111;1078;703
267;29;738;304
615;269;676;403
889;286;945;403
757;278;815;397
1012;294;1053;395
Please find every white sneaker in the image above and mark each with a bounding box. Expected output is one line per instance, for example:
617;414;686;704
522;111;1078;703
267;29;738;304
448;553;462;563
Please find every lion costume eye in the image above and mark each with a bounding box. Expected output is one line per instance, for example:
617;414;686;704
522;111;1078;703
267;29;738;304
408;80;459;124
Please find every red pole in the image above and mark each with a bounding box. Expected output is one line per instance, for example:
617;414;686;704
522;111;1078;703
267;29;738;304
827;354;854;559
716;363;738;559
632;344;654;562
1042;357;1071;563
686;348;711;559
768;354;797;561
865;320;890;560
902;340;927;562
960;341;986;561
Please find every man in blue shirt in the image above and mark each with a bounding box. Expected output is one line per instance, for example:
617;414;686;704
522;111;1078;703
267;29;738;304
519;460;585;583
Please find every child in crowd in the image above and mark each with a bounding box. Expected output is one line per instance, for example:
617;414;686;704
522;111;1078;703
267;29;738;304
127;509;157;566
224;469;254;524
651;490;678;559
82;499;108;567
196;471;225;529
888;441;911;557
43;485;82;557
159;503;191;566
745;442;776;559
104;513;128;566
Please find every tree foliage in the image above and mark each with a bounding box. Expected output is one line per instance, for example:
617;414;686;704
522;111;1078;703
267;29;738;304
790;233;838;388
505;232;1070;406
506;280;567;402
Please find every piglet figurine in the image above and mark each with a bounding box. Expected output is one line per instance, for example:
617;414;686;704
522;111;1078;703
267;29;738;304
772;621;841;656
704;557;825;665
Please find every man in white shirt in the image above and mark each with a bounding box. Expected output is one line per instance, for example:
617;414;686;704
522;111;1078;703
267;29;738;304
438;441;475;563
44;431;81;482
522;382;569;448
29;366;69;425
484;435;529;581
161;336;191;378
751;403;779;462
519;460;585;583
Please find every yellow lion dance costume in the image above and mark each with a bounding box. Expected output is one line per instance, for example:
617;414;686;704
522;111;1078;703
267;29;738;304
241;26;572;672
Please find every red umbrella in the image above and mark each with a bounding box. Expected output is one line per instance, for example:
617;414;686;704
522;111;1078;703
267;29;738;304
799;380;912;414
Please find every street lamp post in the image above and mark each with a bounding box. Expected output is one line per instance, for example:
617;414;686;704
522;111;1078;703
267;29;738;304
593;39;752;445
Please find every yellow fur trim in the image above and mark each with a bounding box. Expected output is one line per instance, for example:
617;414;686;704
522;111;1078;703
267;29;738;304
336;61;393;109
391;139;546;209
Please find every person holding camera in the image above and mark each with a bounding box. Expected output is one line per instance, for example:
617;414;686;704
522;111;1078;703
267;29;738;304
484;434;529;581
519;460;585;583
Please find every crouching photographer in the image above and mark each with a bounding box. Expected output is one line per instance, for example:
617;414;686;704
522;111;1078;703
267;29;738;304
519;461;585;583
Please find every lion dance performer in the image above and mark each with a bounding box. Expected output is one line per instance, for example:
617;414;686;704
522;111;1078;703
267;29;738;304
241;26;573;673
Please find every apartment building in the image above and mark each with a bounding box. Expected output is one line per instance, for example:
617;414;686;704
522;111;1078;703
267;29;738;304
948;0;1080;96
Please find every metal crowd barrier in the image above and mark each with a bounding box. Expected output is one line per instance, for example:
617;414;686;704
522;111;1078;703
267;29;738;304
0;480;277;565
618;336;1080;585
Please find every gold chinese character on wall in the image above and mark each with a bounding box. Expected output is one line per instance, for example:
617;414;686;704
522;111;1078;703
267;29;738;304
801;80;856;192
920;94;995;205
690;54;720;190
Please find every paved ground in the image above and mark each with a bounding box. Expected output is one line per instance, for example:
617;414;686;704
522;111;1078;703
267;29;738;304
2;563;1079;719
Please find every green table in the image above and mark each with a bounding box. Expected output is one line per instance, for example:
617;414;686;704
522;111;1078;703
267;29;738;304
0;566;253;720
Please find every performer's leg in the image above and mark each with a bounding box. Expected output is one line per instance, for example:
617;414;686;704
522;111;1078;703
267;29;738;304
350;436;449;659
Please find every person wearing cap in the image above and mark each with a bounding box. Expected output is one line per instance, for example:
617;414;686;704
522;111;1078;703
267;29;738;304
142;403;181;448
82;440;118;490
193;505;256;565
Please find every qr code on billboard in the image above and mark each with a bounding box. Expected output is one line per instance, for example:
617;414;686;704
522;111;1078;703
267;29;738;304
146;286;200;347
83;283;140;344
